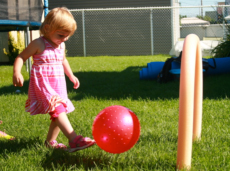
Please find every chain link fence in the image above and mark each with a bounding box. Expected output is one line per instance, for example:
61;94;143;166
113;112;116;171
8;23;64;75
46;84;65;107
65;5;230;57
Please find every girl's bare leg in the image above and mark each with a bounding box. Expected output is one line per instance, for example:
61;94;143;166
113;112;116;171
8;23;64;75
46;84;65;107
47;112;77;142
46;121;61;142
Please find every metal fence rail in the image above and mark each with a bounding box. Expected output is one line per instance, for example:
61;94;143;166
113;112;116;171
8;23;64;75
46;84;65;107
65;5;230;57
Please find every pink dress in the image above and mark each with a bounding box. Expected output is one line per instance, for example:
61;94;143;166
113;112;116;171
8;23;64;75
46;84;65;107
25;37;75;115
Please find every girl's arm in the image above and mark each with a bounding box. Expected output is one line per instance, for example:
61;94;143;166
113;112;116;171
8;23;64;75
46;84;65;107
62;43;80;89
13;38;43;87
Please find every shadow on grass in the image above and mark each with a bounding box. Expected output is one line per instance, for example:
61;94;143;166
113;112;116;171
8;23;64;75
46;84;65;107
40;148;177;170
0;80;30;95
41;149;112;170
69;67;230;100
69;66;180;101
1;66;230;100
0;137;42;154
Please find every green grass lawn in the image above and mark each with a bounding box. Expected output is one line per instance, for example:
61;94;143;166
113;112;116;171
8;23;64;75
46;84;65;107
0;55;230;170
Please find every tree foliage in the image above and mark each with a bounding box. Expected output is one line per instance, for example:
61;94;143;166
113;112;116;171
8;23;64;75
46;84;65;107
3;31;25;65
211;21;230;58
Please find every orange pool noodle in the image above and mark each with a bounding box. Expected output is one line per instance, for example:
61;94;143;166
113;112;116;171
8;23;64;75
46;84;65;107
176;34;203;170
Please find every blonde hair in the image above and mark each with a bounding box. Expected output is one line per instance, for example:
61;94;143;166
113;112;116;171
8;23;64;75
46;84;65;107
40;7;77;36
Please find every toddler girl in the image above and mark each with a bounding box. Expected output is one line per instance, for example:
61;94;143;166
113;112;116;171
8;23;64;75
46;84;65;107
13;7;95;152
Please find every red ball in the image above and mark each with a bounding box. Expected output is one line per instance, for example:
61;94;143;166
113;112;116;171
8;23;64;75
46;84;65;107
92;105;140;154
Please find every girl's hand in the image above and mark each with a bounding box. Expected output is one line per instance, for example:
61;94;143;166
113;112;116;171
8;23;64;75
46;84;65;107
13;73;24;87
69;75;80;89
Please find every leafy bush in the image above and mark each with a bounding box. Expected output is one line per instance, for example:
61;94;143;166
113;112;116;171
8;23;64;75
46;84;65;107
3;31;25;65
211;40;230;58
211;22;230;58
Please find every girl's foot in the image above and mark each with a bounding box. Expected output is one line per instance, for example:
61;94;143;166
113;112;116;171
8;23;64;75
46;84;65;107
68;135;95;153
44;140;67;149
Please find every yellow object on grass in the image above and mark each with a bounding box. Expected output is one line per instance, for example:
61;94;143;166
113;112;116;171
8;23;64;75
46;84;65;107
0;131;15;140
0;120;15;140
